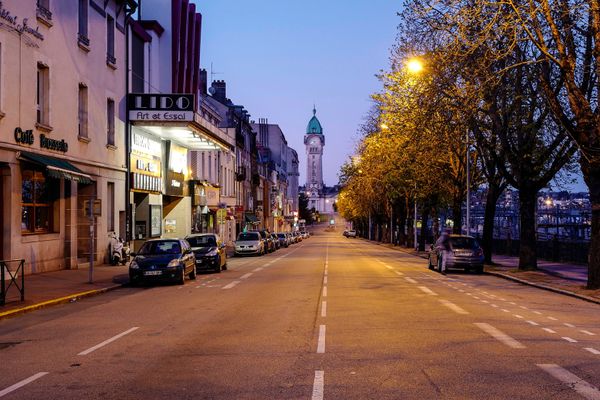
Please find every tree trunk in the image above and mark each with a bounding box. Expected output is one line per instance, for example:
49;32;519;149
419;206;430;251
452;200;462;234
518;189;538;270
581;158;600;289
482;184;503;264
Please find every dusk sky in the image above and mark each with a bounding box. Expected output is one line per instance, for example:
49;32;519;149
196;0;401;187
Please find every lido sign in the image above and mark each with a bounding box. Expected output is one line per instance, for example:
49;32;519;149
127;94;195;122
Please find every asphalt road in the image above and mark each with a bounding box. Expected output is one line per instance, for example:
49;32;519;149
0;229;599;399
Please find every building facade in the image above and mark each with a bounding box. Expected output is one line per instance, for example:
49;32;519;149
0;0;135;273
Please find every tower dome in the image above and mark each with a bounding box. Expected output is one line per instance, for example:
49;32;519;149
306;107;323;134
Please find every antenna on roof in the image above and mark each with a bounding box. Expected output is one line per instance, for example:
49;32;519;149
210;62;223;83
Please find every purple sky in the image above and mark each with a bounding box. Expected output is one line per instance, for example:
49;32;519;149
196;0;400;187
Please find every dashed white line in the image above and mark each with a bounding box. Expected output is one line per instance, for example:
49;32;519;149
509;302;516;305
547;316;558;321
240;273;253;280
394;271;404;276
514;314;524;319
404;277;418;284
564;323;576;328
533;311;542;315
501;309;510;313
323;276;328;284
585;348;600;355
385;265;393;270
581;330;596;336
543;328;556;334
475;323;525;349
311;370;324;400
439;299;469;314
418;286;437;295
322;287;327;297
252;267;263;272
317;325;326;353
491;304;499;308
562;337;578;343
78;327;139;356
223;280;241;290
481;300;489;304
537;364;600;400
526;320;539;326
520;306;528;310
0;372;49;398
321;301;327;317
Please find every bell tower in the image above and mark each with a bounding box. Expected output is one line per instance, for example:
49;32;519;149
304;107;325;193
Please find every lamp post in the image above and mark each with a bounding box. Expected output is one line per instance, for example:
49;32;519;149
465;128;470;236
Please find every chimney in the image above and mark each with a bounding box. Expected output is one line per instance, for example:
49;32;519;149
210;80;226;103
199;69;207;95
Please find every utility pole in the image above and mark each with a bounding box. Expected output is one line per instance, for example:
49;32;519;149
466;128;470;236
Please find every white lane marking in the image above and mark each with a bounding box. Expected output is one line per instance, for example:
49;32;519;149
252;267;263;272
585;348;600;355
404;277;418;284
473;296;480;300
509;302;516;305
474;323;526;349
537;364;600;400
223;280;241;290
324;270;328;276
526;320;539;326
394;271;404;276
439;299;469;315
543;328;556;334
323;276;328;284
385;265;393;270
322;287;327;297
321;301;327;317
418;286;437;295
499;298;506;301
581;330;596;336
481;300;489;304
564;323;576;328
501;309;510;313
240;273;253;280
78;327;139;356
0;372;49;398
311;370;324;400
562;337;578;343
548;316;558;321
533;311;542;315
491;304;499;308
317;325;326;353
520;305;528;310
514;314;524;319
458;289;465;293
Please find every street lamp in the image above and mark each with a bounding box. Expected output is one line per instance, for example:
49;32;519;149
406;58;424;74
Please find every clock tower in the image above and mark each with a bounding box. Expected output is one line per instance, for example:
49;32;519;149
304;107;325;193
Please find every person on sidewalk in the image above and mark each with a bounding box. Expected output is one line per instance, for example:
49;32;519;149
435;231;452;274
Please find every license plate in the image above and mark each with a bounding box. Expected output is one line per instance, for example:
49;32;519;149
144;271;162;276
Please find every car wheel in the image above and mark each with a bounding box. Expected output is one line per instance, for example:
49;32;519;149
189;267;196;280
215;263;222;273
476;265;484;274
178;270;186;285
222;258;228;270
428;257;434;270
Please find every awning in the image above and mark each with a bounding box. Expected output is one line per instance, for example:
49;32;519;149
245;213;258;223
18;151;93;184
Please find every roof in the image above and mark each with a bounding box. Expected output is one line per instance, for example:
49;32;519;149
306;107;323;135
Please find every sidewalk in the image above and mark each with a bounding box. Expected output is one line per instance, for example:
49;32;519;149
375;242;600;304
0;263;129;320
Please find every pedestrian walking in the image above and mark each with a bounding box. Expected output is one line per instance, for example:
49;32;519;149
435;231;451;274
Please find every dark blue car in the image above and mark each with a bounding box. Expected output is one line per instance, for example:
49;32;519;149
129;239;196;285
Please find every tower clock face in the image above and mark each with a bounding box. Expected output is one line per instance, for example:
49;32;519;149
310;139;317;145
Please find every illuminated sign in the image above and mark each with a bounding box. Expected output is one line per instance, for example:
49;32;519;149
127;93;195;122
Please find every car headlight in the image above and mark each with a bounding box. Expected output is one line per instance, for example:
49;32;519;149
206;249;218;257
129;261;139;270
167;259;181;268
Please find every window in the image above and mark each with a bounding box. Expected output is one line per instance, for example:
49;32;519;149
78;83;88;138
107;98;115;146
131;33;145;92
107;182;115;232
36;0;52;25
21;168;55;233
36;63;49;125
106;15;115;65
78;0;88;45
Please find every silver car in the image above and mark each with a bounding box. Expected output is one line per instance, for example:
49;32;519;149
428;234;484;273
234;231;264;256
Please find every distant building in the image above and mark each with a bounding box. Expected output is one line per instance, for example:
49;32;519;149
302;107;337;215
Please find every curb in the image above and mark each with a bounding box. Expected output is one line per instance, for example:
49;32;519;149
366;238;600;305
0;283;124;321
485;271;600;305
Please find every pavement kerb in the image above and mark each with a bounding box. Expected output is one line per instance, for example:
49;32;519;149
0;283;124;321
361;237;600;305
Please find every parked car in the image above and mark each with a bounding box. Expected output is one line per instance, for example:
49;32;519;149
259;230;276;253
428;234;484;273
270;233;281;249
235;232;264;256
343;229;357;238
185;233;227;273
276;233;289;248
129;239;196;285
293;231;303;242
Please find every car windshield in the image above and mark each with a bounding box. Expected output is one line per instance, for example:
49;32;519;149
238;232;259;241
186;236;216;247
138;240;181;255
450;237;479;249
